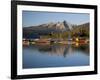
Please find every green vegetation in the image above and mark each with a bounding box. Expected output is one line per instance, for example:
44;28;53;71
39;31;70;39
71;23;89;38
40;23;89;39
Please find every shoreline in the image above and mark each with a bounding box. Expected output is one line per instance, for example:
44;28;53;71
23;38;89;46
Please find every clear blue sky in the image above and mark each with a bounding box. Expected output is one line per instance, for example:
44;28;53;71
22;11;89;27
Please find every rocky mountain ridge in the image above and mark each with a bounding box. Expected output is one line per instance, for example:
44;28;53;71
23;21;89;38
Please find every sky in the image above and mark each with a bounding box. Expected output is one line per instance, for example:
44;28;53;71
22;11;89;27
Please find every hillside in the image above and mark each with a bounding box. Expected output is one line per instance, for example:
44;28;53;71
23;21;89;39
71;23;89;37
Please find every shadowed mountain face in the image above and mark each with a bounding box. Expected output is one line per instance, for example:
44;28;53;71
23;21;89;39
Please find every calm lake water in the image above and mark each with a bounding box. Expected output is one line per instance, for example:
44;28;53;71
23;44;89;69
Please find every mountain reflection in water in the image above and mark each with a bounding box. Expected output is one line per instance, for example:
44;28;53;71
37;44;89;57
23;44;89;68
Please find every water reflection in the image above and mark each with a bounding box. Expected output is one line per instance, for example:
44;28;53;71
23;44;89;68
24;44;89;57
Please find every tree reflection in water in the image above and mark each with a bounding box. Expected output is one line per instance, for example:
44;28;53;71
26;43;89;57
23;43;89;68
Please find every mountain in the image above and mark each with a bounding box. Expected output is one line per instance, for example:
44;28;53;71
23;21;72;33
23;21;72;38
23;21;89;39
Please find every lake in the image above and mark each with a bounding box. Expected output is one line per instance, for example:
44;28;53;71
23;44;89;69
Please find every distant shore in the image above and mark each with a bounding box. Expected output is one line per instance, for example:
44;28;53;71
23;37;89;46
